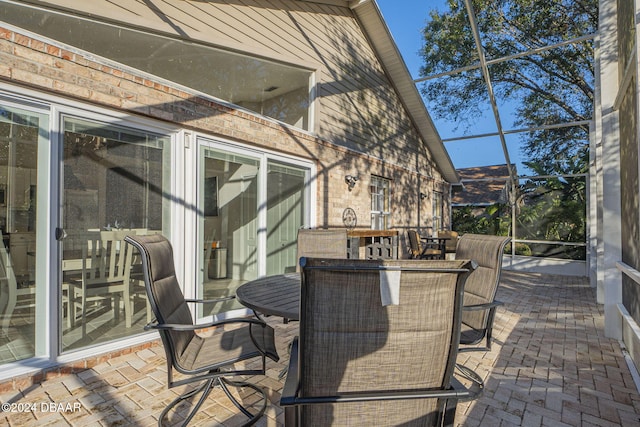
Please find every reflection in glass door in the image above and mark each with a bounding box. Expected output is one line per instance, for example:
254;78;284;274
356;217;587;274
0;105;47;365
266;162;306;275
61;117;170;352
199;146;259;315
197;141;311;317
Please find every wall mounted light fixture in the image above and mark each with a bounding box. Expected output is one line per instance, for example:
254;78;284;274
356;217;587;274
345;175;359;191
420;192;429;200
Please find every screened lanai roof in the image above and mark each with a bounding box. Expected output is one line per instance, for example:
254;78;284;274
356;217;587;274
3;0;595;185
380;0;596;184
374;0;595;260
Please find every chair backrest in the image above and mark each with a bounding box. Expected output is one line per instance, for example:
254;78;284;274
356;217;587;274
455;233;511;330
298;257;473;426
82;230;135;284
124;234;195;370
438;230;459;253
295;229;347;271
406;229;422;258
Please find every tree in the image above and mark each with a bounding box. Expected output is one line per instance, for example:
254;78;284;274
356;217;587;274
419;0;597;176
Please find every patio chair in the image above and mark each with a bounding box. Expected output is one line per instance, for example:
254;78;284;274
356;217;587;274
295;228;347;271
280;257;483;426
455;233;511;352
407;229;443;259
438;229;459;256
124;234;279;427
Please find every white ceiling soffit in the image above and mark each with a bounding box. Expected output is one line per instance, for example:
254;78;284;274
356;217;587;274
349;0;460;184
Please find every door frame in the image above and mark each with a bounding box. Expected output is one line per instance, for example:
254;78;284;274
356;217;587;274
191;134;316;320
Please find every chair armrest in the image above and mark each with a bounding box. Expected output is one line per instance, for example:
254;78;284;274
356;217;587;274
282;385;477;406
463;300;503;311
144;317;267;332
184;295;236;304
280;336;482;406
280;337;301;406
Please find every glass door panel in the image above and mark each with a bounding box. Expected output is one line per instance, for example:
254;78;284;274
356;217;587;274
0;105;46;365
61;117;170;352
199;145;259;315
266;162;306;275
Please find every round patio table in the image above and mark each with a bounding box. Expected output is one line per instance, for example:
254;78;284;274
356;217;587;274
235;273;301;321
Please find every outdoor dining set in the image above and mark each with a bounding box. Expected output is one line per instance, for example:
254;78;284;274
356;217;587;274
124;227;511;426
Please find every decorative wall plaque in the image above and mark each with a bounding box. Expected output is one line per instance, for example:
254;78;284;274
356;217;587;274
342;207;357;230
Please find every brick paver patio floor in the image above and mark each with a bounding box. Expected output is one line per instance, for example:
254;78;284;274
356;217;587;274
2;271;640;426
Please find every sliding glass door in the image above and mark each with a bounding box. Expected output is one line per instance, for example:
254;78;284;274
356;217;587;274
196;139;310;317
60;116;171;351
0;94;312;371
266;161;307;275
198;145;259;314
0;104;48;365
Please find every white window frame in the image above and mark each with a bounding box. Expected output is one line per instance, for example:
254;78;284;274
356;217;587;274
370;176;391;230
433;191;443;232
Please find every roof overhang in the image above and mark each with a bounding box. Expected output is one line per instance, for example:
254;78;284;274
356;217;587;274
347;0;460;184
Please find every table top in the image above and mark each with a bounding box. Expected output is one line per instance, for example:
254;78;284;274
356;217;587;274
422;236;450;241
235;273;301;321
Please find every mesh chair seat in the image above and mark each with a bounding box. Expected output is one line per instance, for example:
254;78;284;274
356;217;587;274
438;230;460;254
295;228;347;271
177;325;279;373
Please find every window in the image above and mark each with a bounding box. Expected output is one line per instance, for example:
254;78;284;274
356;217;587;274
0;103;48;365
433;191;443;232
370;176;391;230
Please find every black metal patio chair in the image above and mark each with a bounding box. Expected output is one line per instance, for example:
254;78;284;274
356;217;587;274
124;234;279;427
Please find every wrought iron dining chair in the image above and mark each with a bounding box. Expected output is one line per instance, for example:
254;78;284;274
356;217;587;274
407;229;443;259
295;228;348;271
455;233;511;352
280;257;483;426
124;234;279;427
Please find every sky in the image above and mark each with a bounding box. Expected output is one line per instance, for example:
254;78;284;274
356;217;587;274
375;0;524;173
